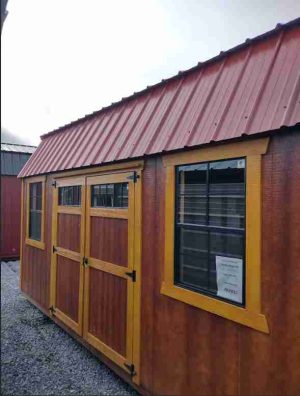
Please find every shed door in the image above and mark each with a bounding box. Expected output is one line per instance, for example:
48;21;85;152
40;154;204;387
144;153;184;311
50;177;85;335
83;172;135;373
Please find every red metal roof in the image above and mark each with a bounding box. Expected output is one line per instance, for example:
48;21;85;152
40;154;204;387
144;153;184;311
19;19;300;177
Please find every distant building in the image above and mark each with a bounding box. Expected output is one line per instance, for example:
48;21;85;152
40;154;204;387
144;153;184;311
1;143;36;260
1;0;8;33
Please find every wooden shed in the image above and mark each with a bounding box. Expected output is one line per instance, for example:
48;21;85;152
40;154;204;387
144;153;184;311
18;19;300;396
1;143;36;260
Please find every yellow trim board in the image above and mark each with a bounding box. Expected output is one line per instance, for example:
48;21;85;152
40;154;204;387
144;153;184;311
162;138;270;333
25;238;45;250
50;160;144;180
161;283;269;333
163;137;269;166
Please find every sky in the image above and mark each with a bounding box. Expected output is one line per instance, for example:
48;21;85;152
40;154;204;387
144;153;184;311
2;0;300;146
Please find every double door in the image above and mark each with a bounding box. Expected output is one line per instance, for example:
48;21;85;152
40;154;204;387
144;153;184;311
50;171;140;379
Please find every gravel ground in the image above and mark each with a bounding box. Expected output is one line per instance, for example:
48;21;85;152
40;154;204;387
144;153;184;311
1;261;137;396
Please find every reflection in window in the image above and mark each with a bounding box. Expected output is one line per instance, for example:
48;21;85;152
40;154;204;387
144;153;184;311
29;182;43;241
175;158;245;305
58;186;81;206
91;183;128;208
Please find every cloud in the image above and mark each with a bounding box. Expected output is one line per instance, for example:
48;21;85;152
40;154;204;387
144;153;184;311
2;0;300;145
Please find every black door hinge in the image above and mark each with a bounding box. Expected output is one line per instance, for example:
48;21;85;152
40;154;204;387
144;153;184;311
49;305;56;315
127;172;139;183
124;363;136;377
125;270;136;282
82;257;89;268
52;181;57;188
53;246;57;253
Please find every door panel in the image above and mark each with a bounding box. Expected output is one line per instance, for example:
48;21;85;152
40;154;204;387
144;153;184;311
83;172;135;372
50;177;85;335
57;213;81;252
88;268;127;356
90;216;128;266
56;255;80;322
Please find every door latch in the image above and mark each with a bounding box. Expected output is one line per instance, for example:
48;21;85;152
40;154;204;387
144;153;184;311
82;257;89;268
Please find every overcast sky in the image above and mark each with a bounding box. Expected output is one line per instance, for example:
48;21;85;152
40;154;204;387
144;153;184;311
2;0;300;145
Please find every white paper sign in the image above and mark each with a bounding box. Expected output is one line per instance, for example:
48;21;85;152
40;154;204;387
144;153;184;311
216;256;243;303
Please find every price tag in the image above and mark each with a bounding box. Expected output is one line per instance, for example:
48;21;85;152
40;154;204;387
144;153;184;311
216;256;243;303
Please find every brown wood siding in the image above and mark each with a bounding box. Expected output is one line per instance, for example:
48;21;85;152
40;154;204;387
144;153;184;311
239;131;300;396
57;213;81;252
90;217;128;267
55;256;80;322
88;268;127;356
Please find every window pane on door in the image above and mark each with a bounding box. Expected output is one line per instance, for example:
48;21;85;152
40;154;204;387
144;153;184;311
91;183;128;208
58;186;81;206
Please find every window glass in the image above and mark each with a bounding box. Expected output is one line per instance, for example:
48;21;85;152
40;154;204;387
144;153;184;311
209;159;245;229
58;186;81;206
29;182;43;241
177;163;207;225
91;183;128;208
175;158;245;305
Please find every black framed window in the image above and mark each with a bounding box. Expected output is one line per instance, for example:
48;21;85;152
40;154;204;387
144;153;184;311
29;182;43;241
175;158;246;305
58;186;81;206
91;183;128;208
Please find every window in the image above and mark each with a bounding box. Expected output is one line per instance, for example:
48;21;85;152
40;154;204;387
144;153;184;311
91;183;128;208
175;159;245;305
29;182;43;240
26;177;45;249
58;186;81;206
161;138;270;333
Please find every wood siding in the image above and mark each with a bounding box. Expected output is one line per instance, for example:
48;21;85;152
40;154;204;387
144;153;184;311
88;268;127;356
20;130;300;395
139;130;300;396
57;213;81;252
56;256;80;322
90;217;128;267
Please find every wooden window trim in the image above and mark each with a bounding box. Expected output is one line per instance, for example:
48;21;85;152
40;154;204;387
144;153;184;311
162;138;270;333
25;176;46;250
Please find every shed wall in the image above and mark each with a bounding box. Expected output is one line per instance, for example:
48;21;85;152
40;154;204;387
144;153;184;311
20;131;300;395
1;176;21;259
139;130;300;395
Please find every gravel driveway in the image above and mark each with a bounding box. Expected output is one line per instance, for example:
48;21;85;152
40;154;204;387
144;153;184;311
1;261;137;395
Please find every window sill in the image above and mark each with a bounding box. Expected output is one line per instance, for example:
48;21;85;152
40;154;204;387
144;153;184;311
161;282;269;333
25;238;45;250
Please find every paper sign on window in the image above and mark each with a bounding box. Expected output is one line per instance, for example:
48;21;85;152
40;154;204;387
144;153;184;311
216;256;243;303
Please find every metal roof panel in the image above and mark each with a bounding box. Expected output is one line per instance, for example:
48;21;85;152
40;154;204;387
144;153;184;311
18;19;300;177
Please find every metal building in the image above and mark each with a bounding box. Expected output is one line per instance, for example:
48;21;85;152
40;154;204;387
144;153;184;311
1;143;36;259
